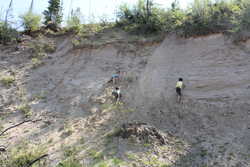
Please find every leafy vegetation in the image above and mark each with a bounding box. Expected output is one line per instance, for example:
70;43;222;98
0;144;47;167
43;0;63;29
0;75;15;87
116;0;250;40
31;58;44;69
66;8;82;33
17;103;32;118
1;0;250;44
29;38;55;59
56;158;82;167
0;22;19;44
116;0;165;34
20;12;41;33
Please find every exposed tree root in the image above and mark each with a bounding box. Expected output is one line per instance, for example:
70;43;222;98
115;122;168;145
0;119;42;136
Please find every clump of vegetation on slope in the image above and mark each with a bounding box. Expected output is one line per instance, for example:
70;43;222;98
116;0;250;40
2;0;250;45
0;74;15;87
0;143;47;167
20;12;41;34
0;22;19;45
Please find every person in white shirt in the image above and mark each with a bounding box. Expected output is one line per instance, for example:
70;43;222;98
176;78;185;103
112;87;121;104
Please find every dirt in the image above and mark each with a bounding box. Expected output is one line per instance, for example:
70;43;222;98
0;31;250;167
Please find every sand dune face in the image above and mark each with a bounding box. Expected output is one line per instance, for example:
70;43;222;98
138;34;250;105
1;33;250;166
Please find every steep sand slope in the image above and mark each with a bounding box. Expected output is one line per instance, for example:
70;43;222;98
24;40;156;118
129;34;250;166
1;33;250;167
138;34;250;105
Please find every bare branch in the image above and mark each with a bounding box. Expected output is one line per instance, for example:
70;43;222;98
0;145;6;152
0;119;42;136
23;154;48;167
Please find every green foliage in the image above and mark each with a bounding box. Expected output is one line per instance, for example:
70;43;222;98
89;149;104;161
71;23;115;48
29;41;46;58
117;0;165;34
29;39;55;60
66;8;82;33
240;1;250;30
31;58;44;69
0;75;15;87
63;146;78;157
17;103;32;118
20;12;41;33
0;22;19;44
116;0;250;38
43;42;56;53
43;0;63;27
56;158;82;167
2;145;47;167
179;0;241;37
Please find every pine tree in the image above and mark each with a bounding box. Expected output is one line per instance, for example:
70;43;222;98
43;0;63;26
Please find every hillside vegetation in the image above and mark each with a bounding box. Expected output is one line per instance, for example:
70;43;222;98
1;0;250;45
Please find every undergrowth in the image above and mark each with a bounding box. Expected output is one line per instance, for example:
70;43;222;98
0;143;47;167
116;0;250;41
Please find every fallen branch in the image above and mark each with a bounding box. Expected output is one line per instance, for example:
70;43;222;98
23;154;48;167
0;145;6;152
0;119;42;136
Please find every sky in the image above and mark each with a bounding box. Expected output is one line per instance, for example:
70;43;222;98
0;0;193;27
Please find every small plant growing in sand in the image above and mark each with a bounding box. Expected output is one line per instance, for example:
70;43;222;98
31;58;44;69
63;146;78;158
33;91;47;101
44;42;56;53
56;157;82;167
7;144;47;167
17;103;32;118
29;42;46;59
0;75;15;87
79;137;85;144
89;149;104;161
0;124;3;132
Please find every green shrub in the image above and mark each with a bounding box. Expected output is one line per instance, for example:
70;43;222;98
17;103;32;118
56;158;82;167
0;75;15;87
116;0;250;38
31;58;44;69
231;1;250;41
29;41;46;58
63;146;78;157
20;12;41;33
44;42;56;53
116;0;166;34
89;149;104;161
66;8;82;33
0;22;19;44
240;2;250;30
9;145;47;167
179;0;241;37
